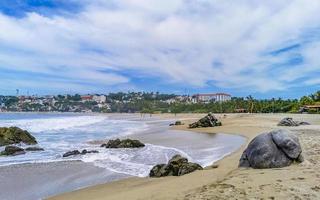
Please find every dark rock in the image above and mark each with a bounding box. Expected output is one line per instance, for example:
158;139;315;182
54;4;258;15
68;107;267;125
104;138;145;148
271;130;301;159
189;113;222;128
149;154;203;177
0;127;37;146
278;118;310;126
239;130;303;169
298;121;310;125
63;150;80;157
178;162;203;176
81;149;99;154
175;121;183;126
100;143;107;148
278;118;299;126
169;123;175;126
1;146;25;156
25;147;44;151
149;164;172;177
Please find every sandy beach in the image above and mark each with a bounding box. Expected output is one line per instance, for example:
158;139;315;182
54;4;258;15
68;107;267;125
49;113;320;200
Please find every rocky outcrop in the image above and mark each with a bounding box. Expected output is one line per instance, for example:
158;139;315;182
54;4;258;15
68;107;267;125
149;155;203;177
101;138;145;148
63;149;99;157
0;127;37;146
25;147;44;151
278;118;310;126
189;113;222;128
0;146;25;156
239;130;303;169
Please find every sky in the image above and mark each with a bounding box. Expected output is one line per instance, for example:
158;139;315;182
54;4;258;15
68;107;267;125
0;0;320;99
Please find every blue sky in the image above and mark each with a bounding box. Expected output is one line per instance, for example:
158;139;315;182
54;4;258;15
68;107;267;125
0;0;320;99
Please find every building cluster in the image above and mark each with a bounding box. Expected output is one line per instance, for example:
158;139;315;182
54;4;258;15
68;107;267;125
0;94;110;112
0;92;232;112
163;93;232;104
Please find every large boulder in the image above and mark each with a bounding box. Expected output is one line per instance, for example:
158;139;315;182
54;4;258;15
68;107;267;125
149;154;203;177
101;138;145;148
0;127;37;146
0;145;25;156
278;118;310;126
189;113;222;128
239;130;303;169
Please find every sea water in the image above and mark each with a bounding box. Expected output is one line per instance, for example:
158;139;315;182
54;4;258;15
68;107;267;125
0;113;245;178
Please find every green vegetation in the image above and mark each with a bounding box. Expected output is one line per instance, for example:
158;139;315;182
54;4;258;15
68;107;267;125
0;91;320;114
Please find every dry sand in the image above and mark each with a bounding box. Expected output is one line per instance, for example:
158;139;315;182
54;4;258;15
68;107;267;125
49;113;320;200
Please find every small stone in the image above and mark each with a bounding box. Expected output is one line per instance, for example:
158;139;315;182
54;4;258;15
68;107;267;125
63;150;80;157
25;147;44;151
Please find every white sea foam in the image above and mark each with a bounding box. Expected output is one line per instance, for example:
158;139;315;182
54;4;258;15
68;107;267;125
0;115;109;132
81;144;194;177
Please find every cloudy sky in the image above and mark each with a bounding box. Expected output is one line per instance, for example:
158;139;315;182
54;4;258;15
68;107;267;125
0;0;319;98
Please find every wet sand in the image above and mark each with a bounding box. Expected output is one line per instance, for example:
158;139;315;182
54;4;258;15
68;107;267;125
0;161;129;200
49;113;320;200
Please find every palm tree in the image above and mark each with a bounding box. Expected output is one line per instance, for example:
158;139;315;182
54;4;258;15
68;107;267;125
246;95;254;113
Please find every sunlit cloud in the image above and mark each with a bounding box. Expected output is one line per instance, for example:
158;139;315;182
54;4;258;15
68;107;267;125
0;0;320;96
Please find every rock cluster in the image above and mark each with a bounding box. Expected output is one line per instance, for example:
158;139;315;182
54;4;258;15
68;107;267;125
239;129;304;169
149;154;203;177
278;117;310;126
63;149;99;157
189;113;222;128
0;145;44;156
101;138;145;148
0;127;37;146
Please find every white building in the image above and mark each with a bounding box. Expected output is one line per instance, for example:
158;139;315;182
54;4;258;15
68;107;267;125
192;93;231;103
93;95;107;103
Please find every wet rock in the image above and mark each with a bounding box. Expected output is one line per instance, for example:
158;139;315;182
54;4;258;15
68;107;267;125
25;147;44;151
278;118;310;126
178;162;203;176
169;121;184;126
63;149;99;157
102;138;145;148
63;150;81;157
239;130;303;169
298;121;310;125
149;164;171;177
0;146;25;156
81;149;99;154
149;154;203;177
189;113;222;128
0;127;37;146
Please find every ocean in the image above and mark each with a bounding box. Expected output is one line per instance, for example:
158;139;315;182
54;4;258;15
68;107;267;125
0;113;245;199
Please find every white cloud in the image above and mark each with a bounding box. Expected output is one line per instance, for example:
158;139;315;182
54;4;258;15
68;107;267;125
0;0;320;93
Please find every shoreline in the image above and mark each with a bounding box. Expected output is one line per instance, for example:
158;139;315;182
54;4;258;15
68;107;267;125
0;113;245;200
48;113;268;200
48;113;320;200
